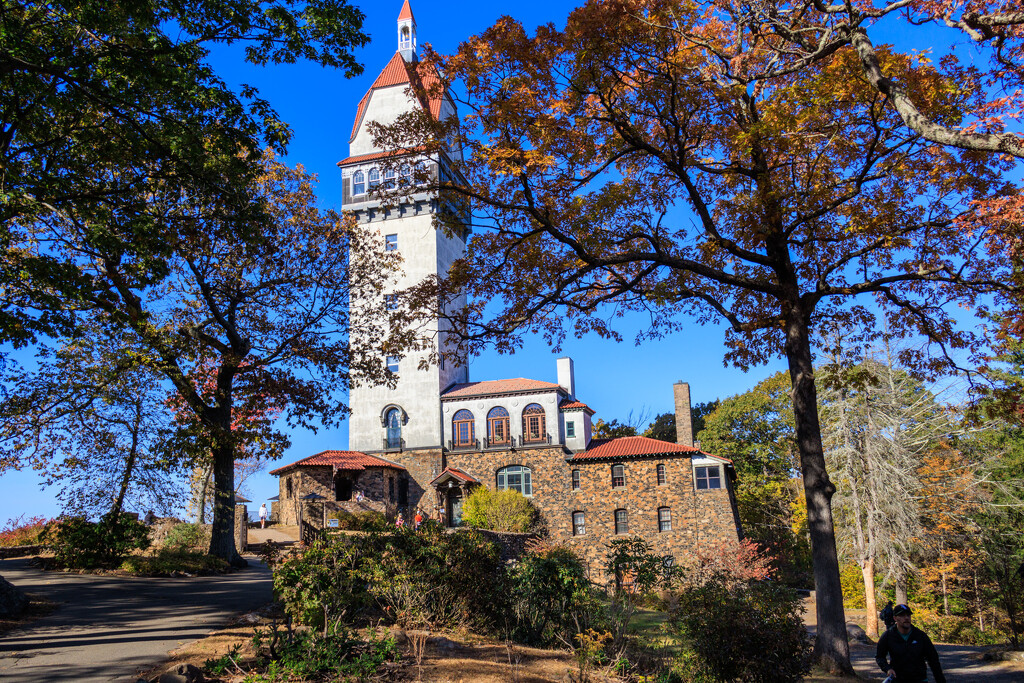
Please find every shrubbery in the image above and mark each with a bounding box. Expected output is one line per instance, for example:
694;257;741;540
274;522;505;631
42;512;151;569
505;543;597;646
327;509;387;531
163;522;208;551
0;515;48;547
462;487;538;532
667;542;812;683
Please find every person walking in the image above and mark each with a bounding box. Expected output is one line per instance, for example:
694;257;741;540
880;599;896;631
875;604;946;683
259;503;268;529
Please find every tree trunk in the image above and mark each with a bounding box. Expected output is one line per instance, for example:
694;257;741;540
208;439;241;565
785;314;852;674
942;572;949;616
895;573;908;605
862;558;878;638
109;398;143;518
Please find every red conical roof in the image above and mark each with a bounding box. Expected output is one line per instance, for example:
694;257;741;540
398;0;415;22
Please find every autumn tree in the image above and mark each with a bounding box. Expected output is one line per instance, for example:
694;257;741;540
377;0;1018;669
13;153;400;563
0;0;368;347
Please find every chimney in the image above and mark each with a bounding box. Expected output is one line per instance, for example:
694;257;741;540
557;357;575;399
674;382;694;447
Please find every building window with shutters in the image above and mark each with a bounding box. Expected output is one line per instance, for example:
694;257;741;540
453;409;475;447
614;508;628;534
572;511;586;536
656;463;667;485
611;464;625;489
522;404;546;443
487;406;510;446
566;420;575;438
658;507;672;532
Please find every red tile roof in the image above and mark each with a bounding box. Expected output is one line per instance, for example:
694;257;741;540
337;144;429;167
349;53;444;143
571;436;725;462
441;378;562;399
270;450;407;475
560;399;595;414
429;467;479;486
398;0;415;22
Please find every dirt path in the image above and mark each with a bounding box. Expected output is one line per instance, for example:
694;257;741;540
0;556;272;682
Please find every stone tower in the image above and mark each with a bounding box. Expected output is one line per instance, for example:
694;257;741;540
340;0;468;465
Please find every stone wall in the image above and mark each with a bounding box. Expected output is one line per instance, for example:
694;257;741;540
447;447;741;580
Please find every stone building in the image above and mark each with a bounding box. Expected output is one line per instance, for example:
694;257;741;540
270;1;743;574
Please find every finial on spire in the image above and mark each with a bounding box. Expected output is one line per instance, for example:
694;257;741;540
398;1;417;63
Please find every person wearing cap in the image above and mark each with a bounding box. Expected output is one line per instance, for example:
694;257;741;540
875;604;946;683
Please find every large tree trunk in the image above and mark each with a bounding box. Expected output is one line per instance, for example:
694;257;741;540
862;558;878;638
895;572;908;605
109;397;143;518
209;439;242;566
785;314;853;674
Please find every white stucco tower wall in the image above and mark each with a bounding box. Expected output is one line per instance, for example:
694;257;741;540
340;0;468;454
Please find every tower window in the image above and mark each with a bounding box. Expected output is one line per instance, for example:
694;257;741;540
353;170;365;195
522;404;546;444
572;511;586;536
496;465;532;496
385;234;398;251
695;466;722;490
614;508;628;534
385;408;402;450
611;464;625;489
566;421;576;438
453;409;475;447
656;463;667;485
487;406;510;446
368;168;380;189
386;355;399;373
400;25;412;50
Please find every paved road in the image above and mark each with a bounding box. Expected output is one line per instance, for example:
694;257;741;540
0;556;272;682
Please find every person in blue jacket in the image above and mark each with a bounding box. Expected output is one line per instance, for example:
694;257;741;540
875;604;946;683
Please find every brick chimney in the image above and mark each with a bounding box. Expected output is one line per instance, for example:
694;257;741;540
674;382;694;447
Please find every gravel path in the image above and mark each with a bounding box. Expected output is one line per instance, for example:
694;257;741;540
0;556;272;682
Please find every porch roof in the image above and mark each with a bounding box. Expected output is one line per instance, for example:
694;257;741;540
270;450;407;476
429;467;479;487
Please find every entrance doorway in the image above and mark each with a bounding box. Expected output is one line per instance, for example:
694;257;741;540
447;489;463;527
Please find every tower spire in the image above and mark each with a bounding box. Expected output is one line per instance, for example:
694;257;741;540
398;1;417;63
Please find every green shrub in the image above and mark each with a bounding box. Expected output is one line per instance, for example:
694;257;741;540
0;515;48;547
119;548;228;575
840;561;866;609
668;577;812;683
506;545;598;646
248;625;398;681
42;512;151;569
912;607;1008;646
327;509;387;531
462;487;538;532
274;538;371;632
163;522;208;551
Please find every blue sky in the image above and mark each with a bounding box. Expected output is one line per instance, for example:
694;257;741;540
0;0;987;523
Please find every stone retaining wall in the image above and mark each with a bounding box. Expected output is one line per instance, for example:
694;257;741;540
0;544;42;558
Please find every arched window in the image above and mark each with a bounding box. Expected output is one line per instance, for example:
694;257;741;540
400;25;412;49
522;404;546;444
614;508;629;534
656;464;667;485
368;168;380;190
453;409;475;447
353;170;365;195
385;407;402;449
572;511;586;536
383;168;396;188
400;163;412;185
496;465;533;496
487;406;510;446
414;160;428;185
611;464;625;488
